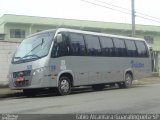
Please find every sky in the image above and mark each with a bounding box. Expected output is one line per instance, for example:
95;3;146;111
0;0;160;26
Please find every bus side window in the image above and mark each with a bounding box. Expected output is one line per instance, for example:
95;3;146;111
125;40;137;57
135;41;148;57
69;33;86;56
113;38;127;57
99;36;114;57
84;35;101;56
51;33;69;58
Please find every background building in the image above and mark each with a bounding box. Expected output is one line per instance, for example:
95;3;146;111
0;14;160;50
0;14;160;85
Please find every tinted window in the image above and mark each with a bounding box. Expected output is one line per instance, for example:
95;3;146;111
113;38;127;57
70;33;86;56
135;41;148;57
85;35;101;56
125;40;137;57
51;33;69;58
100;37;114;56
10;29;25;38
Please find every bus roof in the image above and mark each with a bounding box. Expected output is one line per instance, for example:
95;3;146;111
56;28;145;41
27;29;56;38
29;28;145;42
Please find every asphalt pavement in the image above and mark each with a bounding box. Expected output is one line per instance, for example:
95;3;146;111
0;77;160;120
0;83;160;114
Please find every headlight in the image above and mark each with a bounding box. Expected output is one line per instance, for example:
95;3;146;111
33;67;46;75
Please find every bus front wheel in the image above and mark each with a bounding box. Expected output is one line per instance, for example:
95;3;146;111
118;73;133;88
57;76;71;96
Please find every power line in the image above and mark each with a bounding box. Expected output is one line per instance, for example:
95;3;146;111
94;0;131;11
94;0;160;21
136;15;160;23
80;0;131;15
136;12;160;21
93;0;160;21
80;0;160;23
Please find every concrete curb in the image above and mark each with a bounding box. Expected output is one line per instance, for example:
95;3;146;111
0;81;9;88
0;84;9;88
0;92;22;98
0;88;22;98
0;83;21;98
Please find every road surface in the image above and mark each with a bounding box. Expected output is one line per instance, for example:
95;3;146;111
0;84;160;114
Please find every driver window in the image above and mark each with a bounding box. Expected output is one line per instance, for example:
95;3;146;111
51;33;69;58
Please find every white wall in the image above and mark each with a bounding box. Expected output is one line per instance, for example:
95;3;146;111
0;41;20;86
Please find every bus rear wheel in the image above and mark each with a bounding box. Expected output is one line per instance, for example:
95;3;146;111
118;73;133;88
57;76;71;96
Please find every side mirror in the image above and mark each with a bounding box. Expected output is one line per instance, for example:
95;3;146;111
56;34;63;43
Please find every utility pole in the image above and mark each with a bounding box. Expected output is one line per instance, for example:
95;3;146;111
131;0;135;37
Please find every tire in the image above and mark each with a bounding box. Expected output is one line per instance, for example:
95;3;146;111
23;89;37;97
57;76;71;96
118;73;133;88
92;84;105;91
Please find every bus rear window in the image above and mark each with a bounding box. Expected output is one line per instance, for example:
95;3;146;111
135;41;149;57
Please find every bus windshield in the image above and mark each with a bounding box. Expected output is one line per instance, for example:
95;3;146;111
12;32;54;63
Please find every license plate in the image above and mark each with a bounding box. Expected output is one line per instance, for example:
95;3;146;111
16;77;25;82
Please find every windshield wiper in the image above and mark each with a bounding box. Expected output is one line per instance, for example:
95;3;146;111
13;54;40;63
14;54;40;61
14;57;22;60
22;54;40;59
21;38;44;59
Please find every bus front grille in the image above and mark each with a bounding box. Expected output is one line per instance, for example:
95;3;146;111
14;80;30;87
13;70;32;87
13;70;31;78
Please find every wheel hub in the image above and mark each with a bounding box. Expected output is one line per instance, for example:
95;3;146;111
60;80;69;92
